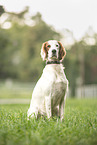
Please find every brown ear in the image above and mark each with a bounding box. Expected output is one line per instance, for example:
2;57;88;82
58;41;66;61
41;42;48;60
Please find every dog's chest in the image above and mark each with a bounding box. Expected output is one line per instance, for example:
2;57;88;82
51;72;66;105
43;64;67;105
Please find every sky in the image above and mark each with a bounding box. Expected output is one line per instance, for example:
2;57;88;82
0;0;97;40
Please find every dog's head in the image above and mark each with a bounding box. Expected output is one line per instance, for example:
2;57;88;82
41;40;66;62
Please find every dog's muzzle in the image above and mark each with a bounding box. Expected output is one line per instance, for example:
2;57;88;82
52;49;57;57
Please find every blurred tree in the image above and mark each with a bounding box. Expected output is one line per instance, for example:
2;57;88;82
64;42;80;97
0;5;5;16
6;6;29;25
0;29;11;79
84;45;97;84
83;27;97;84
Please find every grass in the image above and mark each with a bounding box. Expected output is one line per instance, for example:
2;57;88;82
0;99;97;145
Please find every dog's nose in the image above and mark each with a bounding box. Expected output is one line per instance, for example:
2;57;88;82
52;49;56;54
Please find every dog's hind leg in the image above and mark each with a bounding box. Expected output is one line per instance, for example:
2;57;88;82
59;97;66;121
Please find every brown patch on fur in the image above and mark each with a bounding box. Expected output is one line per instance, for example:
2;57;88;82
42;42;50;59
58;41;66;61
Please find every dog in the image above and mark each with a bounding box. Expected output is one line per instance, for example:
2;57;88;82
27;40;68;121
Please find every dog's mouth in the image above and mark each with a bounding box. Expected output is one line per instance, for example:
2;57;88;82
52;54;57;58
51;55;58;60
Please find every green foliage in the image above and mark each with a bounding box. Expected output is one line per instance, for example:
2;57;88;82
84;45;97;84
0;6;5;16
0;99;97;145
0;29;12;78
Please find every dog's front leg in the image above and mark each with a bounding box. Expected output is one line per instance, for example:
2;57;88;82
45;96;53;118
59;98;65;121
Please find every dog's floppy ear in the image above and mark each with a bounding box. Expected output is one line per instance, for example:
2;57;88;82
58;41;66;61
41;42;48;61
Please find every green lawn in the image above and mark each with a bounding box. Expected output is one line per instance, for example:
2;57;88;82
0;99;97;145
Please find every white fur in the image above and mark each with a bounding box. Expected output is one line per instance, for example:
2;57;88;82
27;40;68;121
47;40;59;60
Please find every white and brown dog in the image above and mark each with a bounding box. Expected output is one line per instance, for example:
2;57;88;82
27;40;68;121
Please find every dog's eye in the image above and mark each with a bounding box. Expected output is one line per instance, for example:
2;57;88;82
56;44;59;47
47;45;51;48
